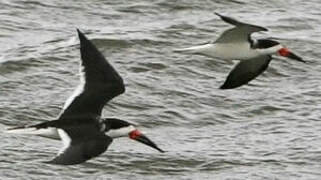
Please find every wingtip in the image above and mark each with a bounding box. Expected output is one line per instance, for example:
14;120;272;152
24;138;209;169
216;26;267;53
219;85;230;90
44;159;73;166
43;160;57;165
76;28;82;36
76;29;82;35
77;29;93;51
219;81;230;89
219;83;238;90
214;12;222;17
214;12;268;32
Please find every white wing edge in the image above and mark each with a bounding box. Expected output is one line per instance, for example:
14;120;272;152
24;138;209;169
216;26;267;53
57;129;72;155
60;63;86;114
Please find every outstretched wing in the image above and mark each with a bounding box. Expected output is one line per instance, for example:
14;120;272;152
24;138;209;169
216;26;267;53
59;30;125;119
214;13;268;43
220;55;272;89
47;126;112;165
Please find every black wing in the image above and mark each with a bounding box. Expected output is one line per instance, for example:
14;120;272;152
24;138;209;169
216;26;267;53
59;30;125;119
214;13;268;43
220;55;272;89
47;124;112;165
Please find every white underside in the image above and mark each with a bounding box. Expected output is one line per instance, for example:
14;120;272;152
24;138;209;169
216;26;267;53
6;123;137;140
175;43;266;60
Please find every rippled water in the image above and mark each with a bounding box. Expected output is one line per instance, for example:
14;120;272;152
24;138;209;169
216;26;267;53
1;0;321;179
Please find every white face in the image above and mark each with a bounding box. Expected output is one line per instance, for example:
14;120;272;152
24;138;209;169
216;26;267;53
256;44;284;55
105;125;136;139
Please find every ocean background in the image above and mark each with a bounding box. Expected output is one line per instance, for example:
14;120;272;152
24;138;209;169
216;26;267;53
1;0;321;179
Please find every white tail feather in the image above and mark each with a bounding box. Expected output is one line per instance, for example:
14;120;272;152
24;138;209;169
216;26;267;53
174;44;215;54
5;126;59;139
173;47;201;54
5;126;38;134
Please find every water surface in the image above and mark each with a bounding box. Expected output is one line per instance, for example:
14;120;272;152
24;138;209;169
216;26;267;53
1;0;321;179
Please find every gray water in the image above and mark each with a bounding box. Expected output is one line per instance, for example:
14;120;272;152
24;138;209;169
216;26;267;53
1;0;321;179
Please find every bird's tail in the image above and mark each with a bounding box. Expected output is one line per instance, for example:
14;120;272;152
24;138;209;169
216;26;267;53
5;121;57;135
5;123;60;139
173;46;202;54
173;44;213;54
5;125;42;134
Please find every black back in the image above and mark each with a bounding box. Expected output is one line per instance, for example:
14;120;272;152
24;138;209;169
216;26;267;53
253;39;280;49
103;118;132;131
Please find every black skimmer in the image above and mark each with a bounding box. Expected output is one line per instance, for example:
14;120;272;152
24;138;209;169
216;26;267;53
175;13;305;89
6;30;164;165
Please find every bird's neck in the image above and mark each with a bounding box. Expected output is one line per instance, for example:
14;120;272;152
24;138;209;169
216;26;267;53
255;44;283;56
104;125;135;139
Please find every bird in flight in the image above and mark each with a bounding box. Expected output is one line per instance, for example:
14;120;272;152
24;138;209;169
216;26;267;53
175;13;305;89
6;30;164;165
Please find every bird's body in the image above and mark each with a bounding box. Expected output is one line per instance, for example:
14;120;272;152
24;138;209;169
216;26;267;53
175;42;263;60
175;13;304;89
6;30;163;165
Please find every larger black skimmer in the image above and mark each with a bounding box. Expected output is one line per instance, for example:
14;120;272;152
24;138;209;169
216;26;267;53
175;13;305;89
6;30;164;165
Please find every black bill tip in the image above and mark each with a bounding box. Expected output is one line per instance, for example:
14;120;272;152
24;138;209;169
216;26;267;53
135;134;165;153
288;52;306;63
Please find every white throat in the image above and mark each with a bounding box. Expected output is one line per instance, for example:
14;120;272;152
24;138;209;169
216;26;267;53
105;125;135;139
256;44;283;56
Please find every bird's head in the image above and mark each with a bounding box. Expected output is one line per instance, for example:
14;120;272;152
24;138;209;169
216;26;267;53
103;118;164;153
256;39;305;63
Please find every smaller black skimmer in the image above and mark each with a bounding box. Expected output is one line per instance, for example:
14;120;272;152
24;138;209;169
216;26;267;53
6;30;164;165
175;13;305;89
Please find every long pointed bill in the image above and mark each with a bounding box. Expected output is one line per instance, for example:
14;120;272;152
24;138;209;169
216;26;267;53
129;130;164;153
278;48;305;63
